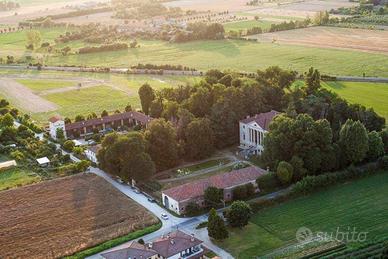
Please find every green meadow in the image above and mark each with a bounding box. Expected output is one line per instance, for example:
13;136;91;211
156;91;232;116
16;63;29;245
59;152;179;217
322;81;388;120
16;79;75;91
216;172;388;258
2;28;388;77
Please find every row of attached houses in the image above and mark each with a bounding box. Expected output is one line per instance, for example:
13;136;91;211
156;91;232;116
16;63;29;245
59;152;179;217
49;111;153;139
162;166;266;215
101;230;204;259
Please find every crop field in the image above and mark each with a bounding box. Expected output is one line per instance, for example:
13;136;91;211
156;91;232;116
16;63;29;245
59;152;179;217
223;20;275;32
2;27;388;77
43;39;388;77
322;81;388;120
216;172;388;258
0;173;158;258
246;26;388;54
0;167;40;191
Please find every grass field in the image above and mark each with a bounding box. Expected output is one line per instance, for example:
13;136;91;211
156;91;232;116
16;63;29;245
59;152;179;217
292;80;388;121
40;85;131;120
2;27;388;77
0;167;40;191
223;20;275;32
16;79;75;91
322;81;388;120
0;173;158;258
45;39;388;77
216;172;388;258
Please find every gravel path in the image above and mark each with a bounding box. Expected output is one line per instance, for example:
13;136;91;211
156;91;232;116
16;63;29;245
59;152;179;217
0;78;57;113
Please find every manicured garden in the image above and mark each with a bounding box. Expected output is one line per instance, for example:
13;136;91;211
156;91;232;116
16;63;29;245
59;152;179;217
217;172;388;258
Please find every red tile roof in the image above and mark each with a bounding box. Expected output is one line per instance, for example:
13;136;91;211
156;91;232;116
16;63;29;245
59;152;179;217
151;230;202;258
101;241;157;259
240;110;280;131
49;115;62;123
163;166;266;202
65;111;153;131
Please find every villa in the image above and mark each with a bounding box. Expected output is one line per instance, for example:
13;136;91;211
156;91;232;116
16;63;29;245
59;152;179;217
239;110;280;155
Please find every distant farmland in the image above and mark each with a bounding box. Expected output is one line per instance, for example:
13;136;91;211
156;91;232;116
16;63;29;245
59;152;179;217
0;174;158;258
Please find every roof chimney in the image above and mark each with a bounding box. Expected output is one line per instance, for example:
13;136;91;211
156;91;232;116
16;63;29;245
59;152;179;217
148;242;153;249
191;234;195;242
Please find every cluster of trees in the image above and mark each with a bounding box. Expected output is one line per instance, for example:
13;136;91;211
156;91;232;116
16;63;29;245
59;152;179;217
78;43;128;54
172;23;225;43
0;99;89;174
25;30;41;50
131;63;197;71
261;68;387;185
268;19;311;33
0;0;19;11
114;2;183;20
207;200;252;240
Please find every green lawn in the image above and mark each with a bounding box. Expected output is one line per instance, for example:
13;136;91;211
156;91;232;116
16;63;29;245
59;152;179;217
45;40;388;77
0;167;40;191
37;85;131;121
216;172;388;258
322;81;388;120
16;79;75;91
223;20;275;32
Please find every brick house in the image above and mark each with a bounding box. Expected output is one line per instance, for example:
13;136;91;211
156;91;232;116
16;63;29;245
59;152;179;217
162;166;266;215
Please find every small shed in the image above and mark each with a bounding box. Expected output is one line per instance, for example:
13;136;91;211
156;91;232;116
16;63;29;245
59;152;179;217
36;157;50;167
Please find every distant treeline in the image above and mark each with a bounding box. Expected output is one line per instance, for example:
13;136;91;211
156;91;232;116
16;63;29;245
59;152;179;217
131;63;197;71
172;23;225;43
268;20;310;32
78;43;128;54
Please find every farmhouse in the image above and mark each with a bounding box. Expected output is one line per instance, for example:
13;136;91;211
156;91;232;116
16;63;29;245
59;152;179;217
239;110;280;155
162;166;265;215
49;111;153;139
101;230;204;259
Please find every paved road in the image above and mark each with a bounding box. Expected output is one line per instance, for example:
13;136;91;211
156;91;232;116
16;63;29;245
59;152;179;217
87;167;234;259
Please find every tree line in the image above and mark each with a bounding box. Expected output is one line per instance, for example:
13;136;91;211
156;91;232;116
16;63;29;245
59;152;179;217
97;66;386;185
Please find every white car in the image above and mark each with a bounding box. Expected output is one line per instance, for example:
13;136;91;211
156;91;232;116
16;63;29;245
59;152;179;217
134;188;140;194
116;178;124;184
161;213;169;220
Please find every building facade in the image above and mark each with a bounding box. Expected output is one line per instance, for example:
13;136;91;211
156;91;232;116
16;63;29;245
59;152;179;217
162;166;265;215
84;145;102;164
239;110;280;155
48;111;153;140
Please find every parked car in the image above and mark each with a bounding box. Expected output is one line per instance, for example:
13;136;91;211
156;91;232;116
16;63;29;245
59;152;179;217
116;177;124;184
134;188;140;194
161;213;169;220
147;197;155;203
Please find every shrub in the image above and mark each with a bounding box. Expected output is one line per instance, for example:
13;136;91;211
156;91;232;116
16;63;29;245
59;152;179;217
276;161;294;185
185;202;202;217
63;140;75;152
378;156;388;170
256;172;281;193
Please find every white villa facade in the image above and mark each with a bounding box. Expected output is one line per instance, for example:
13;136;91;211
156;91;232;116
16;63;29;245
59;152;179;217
239;110;280;155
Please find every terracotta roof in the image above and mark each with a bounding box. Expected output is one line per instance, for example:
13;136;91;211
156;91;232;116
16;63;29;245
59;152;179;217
49;115;62;123
101;242;158;259
163;166;265;202
240;110;280;131
151;231;203;258
65;111;153;131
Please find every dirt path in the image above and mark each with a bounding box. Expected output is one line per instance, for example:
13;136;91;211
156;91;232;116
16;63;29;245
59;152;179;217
0;78;57;113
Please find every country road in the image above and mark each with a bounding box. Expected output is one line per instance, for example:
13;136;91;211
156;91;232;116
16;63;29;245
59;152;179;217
86;167;234;259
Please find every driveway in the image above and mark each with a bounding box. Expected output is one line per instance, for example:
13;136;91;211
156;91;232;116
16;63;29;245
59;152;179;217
87;167;234;259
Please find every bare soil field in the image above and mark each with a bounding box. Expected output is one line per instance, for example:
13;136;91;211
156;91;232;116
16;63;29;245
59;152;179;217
164;0;250;12
0;173;158;259
0;78;57;112
246;26;388;54
245;0;357;18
